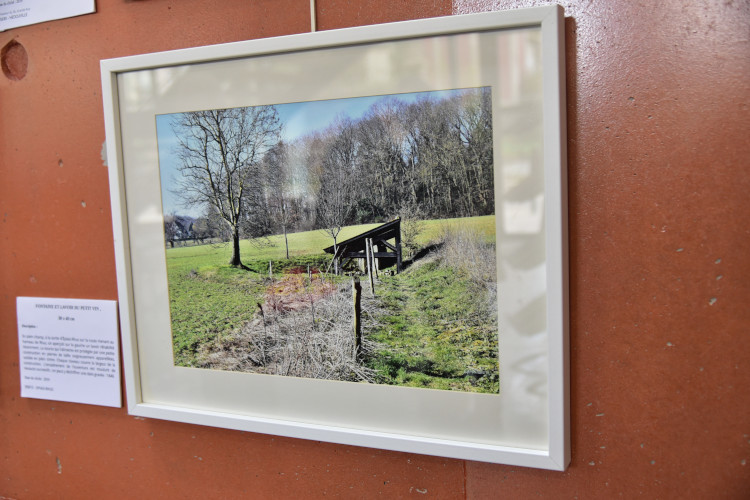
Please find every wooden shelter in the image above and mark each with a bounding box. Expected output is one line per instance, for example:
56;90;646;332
323;218;402;274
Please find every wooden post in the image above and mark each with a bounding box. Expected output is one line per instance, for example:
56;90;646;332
309;291;316;329
366;239;375;295
307;264;311;282
372;240;379;277
269;260;273;279
352;276;362;359
396;231;402;274
257;302;266;336
368;238;378;278
365;238;372;273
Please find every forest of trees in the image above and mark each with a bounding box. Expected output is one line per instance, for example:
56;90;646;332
167;87;494;265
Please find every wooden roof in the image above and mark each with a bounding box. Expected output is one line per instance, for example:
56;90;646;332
323;218;400;255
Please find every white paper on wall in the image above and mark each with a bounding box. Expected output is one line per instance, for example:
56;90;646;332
16;297;121;407
0;0;95;32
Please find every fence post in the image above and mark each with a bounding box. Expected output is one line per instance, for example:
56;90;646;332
366;238;375;295
352;276;362;359
257;302;266;336
370;239;380;278
365;238;371;275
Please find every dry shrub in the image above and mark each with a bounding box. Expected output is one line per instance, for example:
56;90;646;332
437;225;497;286
437;224;498;318
397;201;426;256
197;280;381;383
263;273;336;313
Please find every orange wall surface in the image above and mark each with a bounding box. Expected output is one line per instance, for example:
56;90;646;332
1;1;748;498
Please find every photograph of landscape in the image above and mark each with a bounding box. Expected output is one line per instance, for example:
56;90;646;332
155;87;499;394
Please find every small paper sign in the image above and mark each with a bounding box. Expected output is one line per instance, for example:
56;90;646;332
16;297;121;407
0;0;95;32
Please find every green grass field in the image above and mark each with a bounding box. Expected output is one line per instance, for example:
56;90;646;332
165;215;498;392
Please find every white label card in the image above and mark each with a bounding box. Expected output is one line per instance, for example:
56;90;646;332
0;0;95;32
16;297;121;407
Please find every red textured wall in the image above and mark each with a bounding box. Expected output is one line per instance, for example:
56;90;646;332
1;0;748;497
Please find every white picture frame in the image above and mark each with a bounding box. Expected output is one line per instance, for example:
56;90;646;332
101;5;568;470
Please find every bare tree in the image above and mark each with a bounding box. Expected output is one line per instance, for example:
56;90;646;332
265;141;298;259
285;139;317;232
164;212;179;248
355;98;408;223
192;217;212;243
171;106;281;268
315;119;358;262
205;204;231;242
296;132;327;231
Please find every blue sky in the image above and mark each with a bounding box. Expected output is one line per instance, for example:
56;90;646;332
156;88;475;217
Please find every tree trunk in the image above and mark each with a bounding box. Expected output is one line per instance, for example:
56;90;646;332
283;225;289;259
333;237;339;275
229;226;242;267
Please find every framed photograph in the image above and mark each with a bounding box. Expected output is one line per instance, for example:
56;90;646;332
101;5;568;470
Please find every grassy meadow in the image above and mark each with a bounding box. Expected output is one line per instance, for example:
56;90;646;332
165;215;499;393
